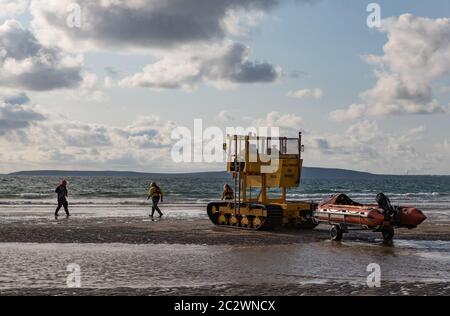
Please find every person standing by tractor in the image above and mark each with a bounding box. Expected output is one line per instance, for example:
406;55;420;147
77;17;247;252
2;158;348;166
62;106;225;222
221;183;234;201
55;180;70;218
148;182;164;217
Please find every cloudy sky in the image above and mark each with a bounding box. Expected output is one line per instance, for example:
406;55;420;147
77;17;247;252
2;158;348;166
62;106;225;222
0;0;449;174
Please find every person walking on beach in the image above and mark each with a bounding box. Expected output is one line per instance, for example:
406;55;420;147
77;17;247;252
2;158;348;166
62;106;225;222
148;182;164;217
221;183;234;200
55;180;70;218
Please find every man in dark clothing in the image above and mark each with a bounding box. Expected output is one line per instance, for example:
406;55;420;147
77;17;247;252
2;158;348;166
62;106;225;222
55;180;70;217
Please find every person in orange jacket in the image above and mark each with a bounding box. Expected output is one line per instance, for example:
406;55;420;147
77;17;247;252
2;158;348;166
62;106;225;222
148;181;164;217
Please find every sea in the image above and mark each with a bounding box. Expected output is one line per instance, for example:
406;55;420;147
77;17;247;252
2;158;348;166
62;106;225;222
0;175;450;216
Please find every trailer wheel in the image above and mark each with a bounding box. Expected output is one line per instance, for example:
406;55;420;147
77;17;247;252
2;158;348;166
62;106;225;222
382;227;395;242
330;225;343;241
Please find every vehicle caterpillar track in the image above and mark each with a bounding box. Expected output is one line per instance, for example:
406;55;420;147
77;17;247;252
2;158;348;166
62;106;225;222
207;202;283;231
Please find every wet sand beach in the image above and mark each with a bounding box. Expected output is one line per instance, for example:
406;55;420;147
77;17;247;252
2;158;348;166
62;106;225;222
0;206;449;296
1;282;449;296
0;213;450;245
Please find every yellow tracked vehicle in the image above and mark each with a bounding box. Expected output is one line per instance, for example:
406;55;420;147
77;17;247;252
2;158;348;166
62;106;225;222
207;133;317;231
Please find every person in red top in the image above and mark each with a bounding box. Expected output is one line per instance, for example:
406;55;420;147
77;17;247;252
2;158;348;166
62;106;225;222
55;180;70;217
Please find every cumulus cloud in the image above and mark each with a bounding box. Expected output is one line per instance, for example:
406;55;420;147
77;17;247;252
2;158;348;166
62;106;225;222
118;116;176;149
29;0;305;90
0;0;28;19
217;110;236;122
103;66;120;89
52;121;112;148
1;97;309;172
0;96;446;174
287;88;323;99
0;91;46;135
30;0;280;52
120;42;281;90
346;120;379;143
25;115;176;152
2;91;30;105
0;19;83;91
252;111;302;131
0;92;178;171
309;137;331;153
331;14;450;121
79;73;106;101
330;104;368;122
304;120;433;173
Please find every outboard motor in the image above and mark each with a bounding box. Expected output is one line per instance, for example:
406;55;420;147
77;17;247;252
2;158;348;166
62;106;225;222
376;193;396;217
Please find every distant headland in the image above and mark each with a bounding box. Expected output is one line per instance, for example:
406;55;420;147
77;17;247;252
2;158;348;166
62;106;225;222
4;168;448;179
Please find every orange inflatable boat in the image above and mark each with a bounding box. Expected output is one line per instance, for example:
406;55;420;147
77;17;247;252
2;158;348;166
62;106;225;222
313;193;426;242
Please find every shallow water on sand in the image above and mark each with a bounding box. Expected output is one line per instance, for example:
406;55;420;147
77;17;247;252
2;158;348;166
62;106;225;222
0;203;447;224
0;240;449;290
0;205;205;224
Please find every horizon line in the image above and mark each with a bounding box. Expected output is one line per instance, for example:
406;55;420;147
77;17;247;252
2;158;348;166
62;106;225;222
3;168;449;177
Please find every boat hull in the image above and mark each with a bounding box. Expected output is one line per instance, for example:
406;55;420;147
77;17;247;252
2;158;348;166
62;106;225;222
314;194;426;230
314;206;385;228
396;207;427;228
